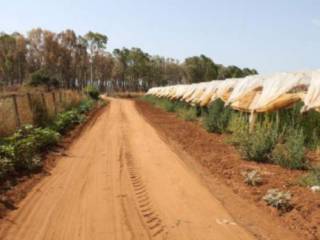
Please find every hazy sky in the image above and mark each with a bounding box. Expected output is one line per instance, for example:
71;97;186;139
1;0;320;74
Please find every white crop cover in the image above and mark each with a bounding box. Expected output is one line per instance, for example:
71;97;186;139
145;69;320;112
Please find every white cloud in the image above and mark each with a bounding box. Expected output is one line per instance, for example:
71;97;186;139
312;18;320;27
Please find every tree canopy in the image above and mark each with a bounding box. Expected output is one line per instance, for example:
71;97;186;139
0;29;258;92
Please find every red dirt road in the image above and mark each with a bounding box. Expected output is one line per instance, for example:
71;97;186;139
0;99;255;240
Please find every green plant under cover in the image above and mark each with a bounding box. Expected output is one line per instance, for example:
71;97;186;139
271;128;308;170
202;99;233;133
234;120;279;163
142;96;320;173
177;106;198;121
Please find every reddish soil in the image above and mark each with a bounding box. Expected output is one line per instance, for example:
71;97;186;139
0;102;107;219
136;100;320;240
0;98;257;240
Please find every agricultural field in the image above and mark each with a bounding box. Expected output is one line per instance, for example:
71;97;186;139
1;1;320;239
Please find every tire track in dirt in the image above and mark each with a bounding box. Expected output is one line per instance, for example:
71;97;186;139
123;148;166;239
119;104;167;240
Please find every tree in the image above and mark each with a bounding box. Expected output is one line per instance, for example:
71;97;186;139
84;31;108;83
183;55;218;83
0;28;258;92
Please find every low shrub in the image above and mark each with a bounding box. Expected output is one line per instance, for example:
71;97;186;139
177;106;198;121
271;128;308;170
203;99;233;133
159;99;176;112
1;125;59;172
32;128;60;151
51;110;84;134
235;120;279;163
28;68;59;90
227;113;249;145
263;189;293;213
0;98;96;179
31;98;50;127
242;170;263;186
299;168;320;187
0;157;14;181
78;99;95;114
84;85;100;100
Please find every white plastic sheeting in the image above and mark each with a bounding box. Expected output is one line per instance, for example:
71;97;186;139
225;75;264;105
146;69;320;112
302;70;320;111
198;81;222;106
215;78;238;101
249;71;311;111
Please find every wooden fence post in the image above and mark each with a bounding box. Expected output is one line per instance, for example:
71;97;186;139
41;93;47;110
12;95;21;129
52;92;57;114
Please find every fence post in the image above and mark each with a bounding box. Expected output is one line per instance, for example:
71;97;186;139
12;95;21;129
26;93;34;125
41;93;48;116
27;93;32;111
52;92;57;114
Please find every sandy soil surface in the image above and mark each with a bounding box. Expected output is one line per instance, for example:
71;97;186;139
136;100;320;240
0;98;258;240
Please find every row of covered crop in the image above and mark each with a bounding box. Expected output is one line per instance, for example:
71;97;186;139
146;70;320;113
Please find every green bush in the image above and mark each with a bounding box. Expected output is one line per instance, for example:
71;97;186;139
227;113;249;145
29;68;59;89
159;99;176;112
235;120;279;163
78;99;95;114
177;107;198;121
299;168;320;187
52;110;83;134
0;99;96;180
203;99;233;133
31;98;50;127
271;128;308;170
0;125;59;172
32;128;60;151
85;85;100;100
0;157;14;181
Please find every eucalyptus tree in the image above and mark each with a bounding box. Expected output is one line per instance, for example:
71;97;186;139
113;48;130;91
183;55;218;83
84;31;108;84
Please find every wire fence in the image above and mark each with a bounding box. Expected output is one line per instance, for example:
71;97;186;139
0;90;84;137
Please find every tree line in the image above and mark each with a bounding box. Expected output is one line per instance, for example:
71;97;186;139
0;28;258;92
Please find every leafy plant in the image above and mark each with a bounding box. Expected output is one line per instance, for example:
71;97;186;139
236;120;279;163
263;189;293;213
84;85;100;100
51;110;83;134
203;99;233;133
242;170;263;186
271;128;308;170
177;106;197;121
28;68;59;90
31;97;50;127
0;157;14;181
299;168;320;187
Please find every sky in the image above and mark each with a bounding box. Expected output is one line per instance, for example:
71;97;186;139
1;0;320;74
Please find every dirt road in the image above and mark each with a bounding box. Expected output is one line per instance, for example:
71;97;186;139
0;98;256;240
